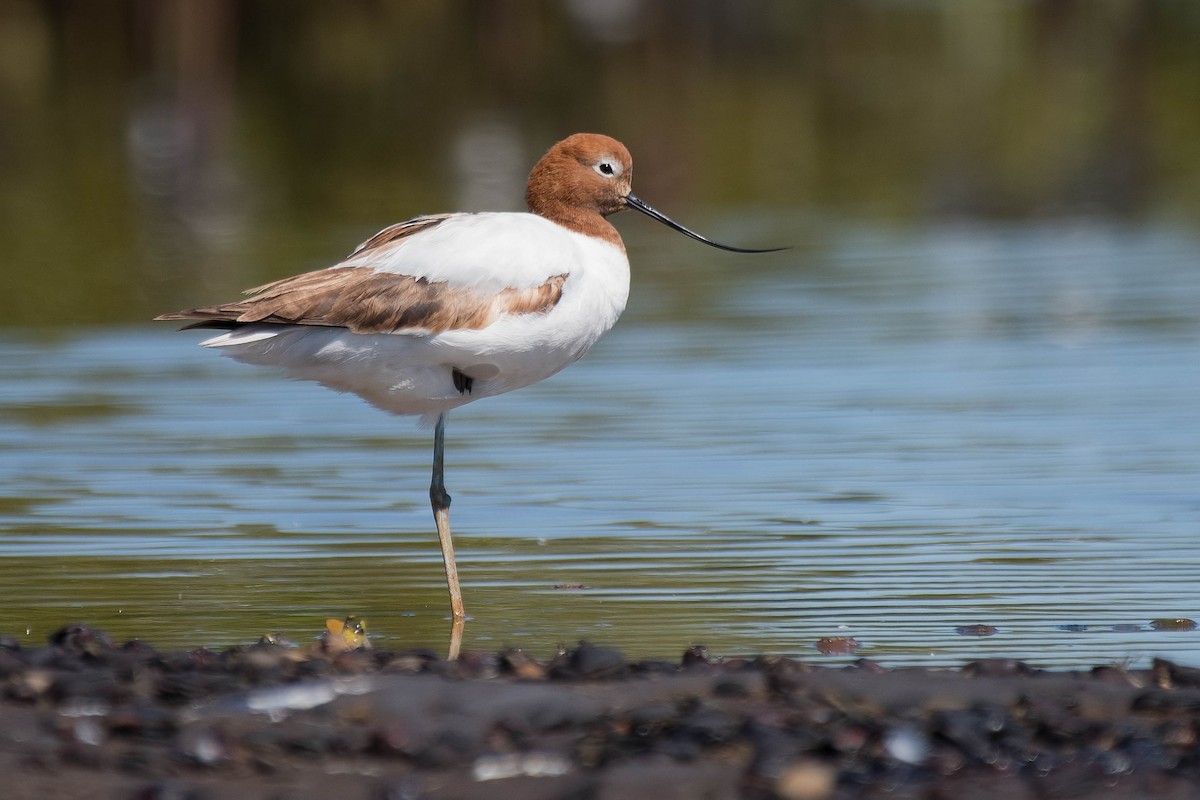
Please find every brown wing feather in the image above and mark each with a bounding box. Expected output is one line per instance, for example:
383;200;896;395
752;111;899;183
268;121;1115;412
348;214;453;258
156;213;567;334
156;267;568;335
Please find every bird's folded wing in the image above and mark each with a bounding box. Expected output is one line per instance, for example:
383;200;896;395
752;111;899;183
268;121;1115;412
156;267;566;335
156;214;570;335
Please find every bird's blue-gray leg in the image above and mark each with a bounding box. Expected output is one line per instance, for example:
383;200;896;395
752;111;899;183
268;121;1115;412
431;413;465;623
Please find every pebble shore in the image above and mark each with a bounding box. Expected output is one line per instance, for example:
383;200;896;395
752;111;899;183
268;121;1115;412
3;625;1200;799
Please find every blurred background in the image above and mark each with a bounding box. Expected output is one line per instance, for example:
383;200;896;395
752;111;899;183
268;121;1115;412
1;1;1199;665
1;0;1197;324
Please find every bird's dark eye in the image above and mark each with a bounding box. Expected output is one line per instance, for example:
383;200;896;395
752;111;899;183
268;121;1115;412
594;160;617;177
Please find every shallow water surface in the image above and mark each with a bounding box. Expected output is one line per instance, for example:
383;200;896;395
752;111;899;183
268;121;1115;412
2;220;1199;668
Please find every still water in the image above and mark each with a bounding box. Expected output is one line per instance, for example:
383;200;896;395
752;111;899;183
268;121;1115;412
1;219;1198;668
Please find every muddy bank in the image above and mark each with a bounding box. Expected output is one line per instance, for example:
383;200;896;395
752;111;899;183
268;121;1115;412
2;625;1200;799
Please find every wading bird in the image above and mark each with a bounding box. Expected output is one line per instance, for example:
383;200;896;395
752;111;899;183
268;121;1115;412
158;133;781;635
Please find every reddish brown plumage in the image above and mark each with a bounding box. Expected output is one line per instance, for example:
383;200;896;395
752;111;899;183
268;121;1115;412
525;133;632;249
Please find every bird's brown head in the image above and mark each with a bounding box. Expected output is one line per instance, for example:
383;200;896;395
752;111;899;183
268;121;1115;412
527;133;787;254
526;133;633;222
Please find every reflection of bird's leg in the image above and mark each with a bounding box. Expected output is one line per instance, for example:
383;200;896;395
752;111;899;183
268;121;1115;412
430;413;465;623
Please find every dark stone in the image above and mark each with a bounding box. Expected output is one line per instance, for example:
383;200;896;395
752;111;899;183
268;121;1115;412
48;624;116;659
1152;658;1200;689
961;659;1036;678
560;641;626;679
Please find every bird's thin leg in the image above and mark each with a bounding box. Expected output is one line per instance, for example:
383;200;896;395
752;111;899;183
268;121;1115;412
448;617;464;661
431;413;466;623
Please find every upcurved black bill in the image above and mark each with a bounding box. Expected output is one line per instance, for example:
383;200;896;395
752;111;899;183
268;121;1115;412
625;192;787;253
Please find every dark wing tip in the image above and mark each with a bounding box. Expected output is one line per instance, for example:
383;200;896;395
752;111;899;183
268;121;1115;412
154;310;242;331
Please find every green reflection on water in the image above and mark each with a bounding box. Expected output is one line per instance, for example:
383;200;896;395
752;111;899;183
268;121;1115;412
0;550;775;659
2;2;1200;327
0;399;136;425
